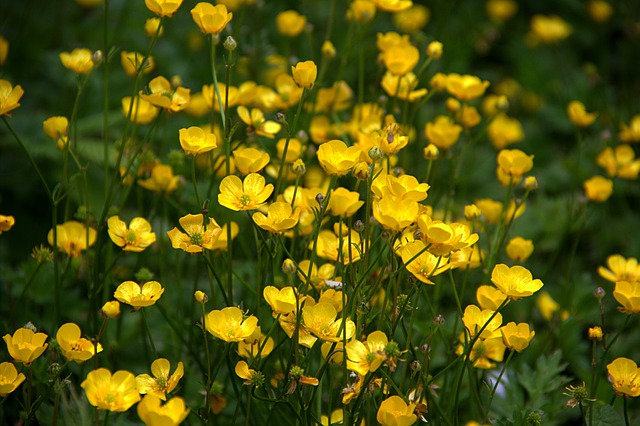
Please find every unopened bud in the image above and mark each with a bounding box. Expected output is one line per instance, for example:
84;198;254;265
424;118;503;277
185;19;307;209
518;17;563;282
588;326;603;341
92;50;104;66
426;41;443;59
524;176;538;191
194;290;208;304
410;360;422;372
321;40;336;59
352;161;370;180
275;112;287;123
101;301;121;318
423;144;439;160
315;193;325;206
292;159;306;176
368;146;384;161
446;97;461;113
464;204;481;221
171;75;183;88
223;36;237;51
353;220;365;232
434;314;445;326
594;287;605;300
296;129;309;144
282;259;297;275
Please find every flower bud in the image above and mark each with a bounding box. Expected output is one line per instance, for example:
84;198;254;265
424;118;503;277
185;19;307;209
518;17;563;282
282;259;297;275
135;267;155;283
464;204;481;221
352;161;370;180
101;301;121;318
594;287;605;300
315;193;325;207
321;40;336;59
423;144;439;160
92;50;104;66
223;36;237;51
524;176;538;191
353;220;365;232
588;326;602;341
446;97;461;113
426;41;443;59
434;314;445;326
368;146;384;161
292;159;306;176
194;290;208;304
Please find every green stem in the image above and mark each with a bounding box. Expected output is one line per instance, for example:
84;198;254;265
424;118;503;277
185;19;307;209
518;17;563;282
486;350;515;421
140;308;158;359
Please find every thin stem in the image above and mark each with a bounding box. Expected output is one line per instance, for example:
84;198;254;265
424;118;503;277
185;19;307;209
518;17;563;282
140;308;158;359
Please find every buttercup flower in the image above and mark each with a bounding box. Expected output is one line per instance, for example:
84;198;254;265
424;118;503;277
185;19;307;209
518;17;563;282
400;240;451;284
383;43;420;76
81;369;141;411
497;148;534;180
114;280;164;310
43;116;69;140
317;139;362;176
583;175;613;202
237;106;281;138
491;264;543;300
536;291;561;321
393;5;430;33
381;71;428;102
529;14;572;44
145;0;183;17
167;214;222;253
179;126;217;156
487;114;524;149
425;115;463;150
252;201;300;233
606;358;640;398
0;214;15;234
60;48;94;74
596;145;640;179
3;328;48;365
327;187;364;217
276;10;307;37
567;101;597;127
346;331;388;376
372;174;430;202
486;0;518;22
191;3;233;35
348;0;377;23
476;285;507;311
108;216;156;252
373;0;413;13
0;362;26;397
121;96;159;124
302;302;355;342
56;322;103;363
48;221;97;258
121;51;154;77
613;281;640;314
235;361;264;386
218;173;274;211
138;395;190;426
292;60;318;89
598;254;640;284
138;164;182;193
139;76;190;113
373;196;419;232
505;237;534;262
144;18;164;37
446;73;490;101
0;79;24;117
377;395;417;426
619;115;640;143
205;307;258;342
136;358;184;400
589;326;603;341
500;322;535;352
237;328;274;359
101;301;121;318
462;305;503;339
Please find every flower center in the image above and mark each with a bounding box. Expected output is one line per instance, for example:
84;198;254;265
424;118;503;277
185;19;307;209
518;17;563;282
190;232;203;246
239;194;252;206
126;230;137;244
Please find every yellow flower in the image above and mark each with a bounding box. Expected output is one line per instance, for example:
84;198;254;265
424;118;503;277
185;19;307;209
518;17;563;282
315;226;364;265
348;0;376;22
505;237;534;262
144;18;164;37
383;43;420;76
211;222;239;251
425;115;463;150
56;323;103;363
346;331;388;376
374;196;419;232
121;96;159;124
500;322;535;352
81;368;141;412
0;362;26;397
145;0;183;17
0;214;15;234
43;116;69;139
297;261;336;290
0;36;8;66
218;173;274;211
462;304;503;339
3;328;48;365
47;220;97;258
373;0;413;13
205;307;258;342
0;79;24;117
445;73;490;101
567;101;597;127
167;214;222;253
139;76;190;113
136;358;184;400
291;60;318;89
327;187;364;217
138;164;182;193
486;0;518;22
476;285;507;311
497;148;534;179
138;395;190;426
529;14;572;44
237;106;281;138
377;395;417;426
588;0;613;23
233;147;270;174
317;140;361;176
606;358;640;398
276;138;302;164
202;82;239;111
190;3;233;35
276;10;307;37
417;215;479;257
400;240;451;284
491;264;543;300
60;48;94;74
302;302;355;342
114;280;164;310
619;115;640;143
598;254;640;284
237;328;274;359
371;122;409;156
315;81;353;113
460;334;507;369
589;326;603;341
536;291;561;321
613;281;640;314
381;71;428;102
392;4;430;33
179;126;217;156
596;145;640;179
487;114;524;149
107;216;156;252
372;174;430;202
252;201;300;234
101;301;121;319
121;51;154;77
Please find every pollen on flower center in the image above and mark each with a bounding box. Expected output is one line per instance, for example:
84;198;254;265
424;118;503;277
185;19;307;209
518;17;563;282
156;376;167;389
126;230;137;243
190;232;203;246
105;392;117;405
239;194;252;206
